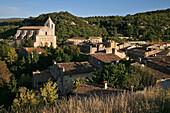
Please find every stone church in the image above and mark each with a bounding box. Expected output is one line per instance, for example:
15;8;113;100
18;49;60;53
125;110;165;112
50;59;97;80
14;17;56;48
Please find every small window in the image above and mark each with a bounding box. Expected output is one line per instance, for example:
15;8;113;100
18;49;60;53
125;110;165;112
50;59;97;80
45;32;47;35
51;24;53;28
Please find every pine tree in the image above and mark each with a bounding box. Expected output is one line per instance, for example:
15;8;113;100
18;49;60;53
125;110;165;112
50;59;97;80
8;75;17;92
0;60;12;87
33;49;39;63
27;52;32;64
4;47;18;64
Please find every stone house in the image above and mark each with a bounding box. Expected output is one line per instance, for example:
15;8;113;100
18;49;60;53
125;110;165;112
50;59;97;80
126;47;160;61
32;70;56;88
88;37;102;43
89;40;117;54
49;61;98;94
14;17;56;48
66;37;88;45
153;43;170;49
89;53;122;68
33;61;98;95
66;37;102;46
145;56;170;76
19;47;45;58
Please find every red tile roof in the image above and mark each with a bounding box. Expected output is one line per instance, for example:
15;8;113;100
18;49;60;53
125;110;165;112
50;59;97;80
24;47;45;53
19;26;44;30
91;53;122;62
73;83;123;95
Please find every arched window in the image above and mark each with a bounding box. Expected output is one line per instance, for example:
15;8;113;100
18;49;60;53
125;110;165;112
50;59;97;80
45;32;47;35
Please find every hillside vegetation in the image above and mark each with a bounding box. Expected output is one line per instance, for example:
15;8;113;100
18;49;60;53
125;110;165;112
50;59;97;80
85;9;170;41
0;9;169;42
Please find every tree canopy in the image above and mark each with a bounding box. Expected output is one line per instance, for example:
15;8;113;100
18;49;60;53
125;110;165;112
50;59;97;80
0;60;12;87
92;63;157;90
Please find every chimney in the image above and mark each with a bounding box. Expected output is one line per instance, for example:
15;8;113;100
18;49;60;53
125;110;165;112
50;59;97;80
53;60;56;64
104;81;108;89
36;70;40;73
33;70;40;75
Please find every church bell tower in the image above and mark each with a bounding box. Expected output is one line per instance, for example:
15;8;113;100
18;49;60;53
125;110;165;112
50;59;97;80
44;17;55;36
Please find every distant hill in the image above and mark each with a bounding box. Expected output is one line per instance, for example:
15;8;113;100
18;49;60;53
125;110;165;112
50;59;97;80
85;9;170;42
0;9;169;42
0;18;24;22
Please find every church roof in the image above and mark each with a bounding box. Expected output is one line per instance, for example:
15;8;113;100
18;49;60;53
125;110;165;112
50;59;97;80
44;17;54;26
19;26;44;30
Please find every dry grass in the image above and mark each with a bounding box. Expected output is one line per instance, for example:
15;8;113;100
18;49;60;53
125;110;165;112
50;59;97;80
1;86;170;113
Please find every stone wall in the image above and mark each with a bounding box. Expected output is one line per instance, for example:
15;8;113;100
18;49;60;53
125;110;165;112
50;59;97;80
60;73;93;94
90;46;97;54
89;55;102;68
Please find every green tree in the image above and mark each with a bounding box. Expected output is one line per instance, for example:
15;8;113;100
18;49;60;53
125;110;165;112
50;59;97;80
12;87;40;110
125;25;133;37
4;47;18;64
0;60;12;87
40;80;58;105
27;52;32;64
8;75;17;92
0;43;10;61
33;49;39;63
72;77;88;89
92;63;129;89
113;27;117;36
21;38;34;47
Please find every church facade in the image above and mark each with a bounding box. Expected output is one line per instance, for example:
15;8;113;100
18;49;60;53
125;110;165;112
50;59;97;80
14;17;56;48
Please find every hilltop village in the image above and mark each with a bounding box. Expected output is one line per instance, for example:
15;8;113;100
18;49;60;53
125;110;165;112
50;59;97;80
2;17;169;94
0;10;170;111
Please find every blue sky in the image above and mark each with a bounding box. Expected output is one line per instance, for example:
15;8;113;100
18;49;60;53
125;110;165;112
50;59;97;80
0;0;169;18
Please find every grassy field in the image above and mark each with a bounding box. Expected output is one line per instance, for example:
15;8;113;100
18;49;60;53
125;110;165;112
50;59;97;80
0;86;170;113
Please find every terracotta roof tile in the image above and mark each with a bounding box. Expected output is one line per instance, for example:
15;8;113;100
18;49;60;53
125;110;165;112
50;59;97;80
19;26;44;30
91;53;122;62
73;83;123;95
24;47;45;53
